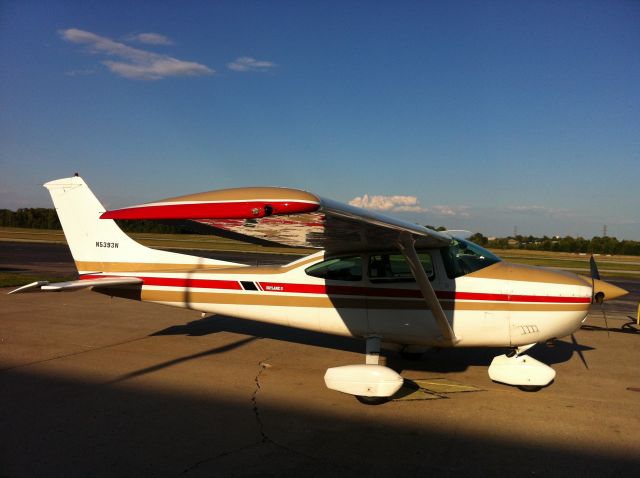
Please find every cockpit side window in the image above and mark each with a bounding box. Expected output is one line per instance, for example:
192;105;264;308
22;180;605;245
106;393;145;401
305;256;363;281
440;238;501;279
368;253;434;282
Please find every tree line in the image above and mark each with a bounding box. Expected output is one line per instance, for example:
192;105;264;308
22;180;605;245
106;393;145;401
2;208;640;256
0;208;61;230
0;208;186;234
469;232;640;256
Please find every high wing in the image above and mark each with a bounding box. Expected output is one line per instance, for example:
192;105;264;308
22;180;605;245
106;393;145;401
101;187;452;252
102;187;456;343
8;277;143;294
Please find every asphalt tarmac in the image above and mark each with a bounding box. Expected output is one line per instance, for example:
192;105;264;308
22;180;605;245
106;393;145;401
1;243;640;477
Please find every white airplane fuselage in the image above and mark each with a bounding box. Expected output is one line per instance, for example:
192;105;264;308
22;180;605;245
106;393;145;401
87;249;594;349
19;176;628;398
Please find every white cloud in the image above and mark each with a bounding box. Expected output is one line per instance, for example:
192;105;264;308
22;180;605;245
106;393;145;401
505;205;571;217
349;194;471;217
427;205;470;217
227;56;276;72
130;33;173;45
59;28;213;80
103;58;213;80
349;195;428;213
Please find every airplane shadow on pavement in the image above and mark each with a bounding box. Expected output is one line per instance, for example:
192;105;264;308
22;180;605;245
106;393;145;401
151;314;594;376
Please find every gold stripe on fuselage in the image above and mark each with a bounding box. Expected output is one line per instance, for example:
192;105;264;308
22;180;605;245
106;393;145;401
137;289;589;312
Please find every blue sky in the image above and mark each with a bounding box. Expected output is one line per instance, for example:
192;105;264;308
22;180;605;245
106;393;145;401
1;0;639;239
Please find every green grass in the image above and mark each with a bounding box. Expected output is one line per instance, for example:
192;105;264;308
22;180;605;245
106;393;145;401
0;273;77;288
0;226;312;255
0;227;67;243
491;250;640;278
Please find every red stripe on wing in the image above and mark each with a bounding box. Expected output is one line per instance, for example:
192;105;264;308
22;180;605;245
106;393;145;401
100;201;319;220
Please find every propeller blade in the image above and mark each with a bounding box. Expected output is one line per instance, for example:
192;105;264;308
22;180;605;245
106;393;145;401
590;255;600;305
589;255;601;280
590;255;610;337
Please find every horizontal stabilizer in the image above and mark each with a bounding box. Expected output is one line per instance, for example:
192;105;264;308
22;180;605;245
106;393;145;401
8;277;142;294
7;281;51;294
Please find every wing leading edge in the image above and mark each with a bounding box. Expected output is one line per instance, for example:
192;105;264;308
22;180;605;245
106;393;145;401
101;187;451;253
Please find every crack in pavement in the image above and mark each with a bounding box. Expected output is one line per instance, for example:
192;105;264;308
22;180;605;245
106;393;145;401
251;358;272;444
250;356;322;462
177;356;275;476
178;354;322;476
178;442;263;476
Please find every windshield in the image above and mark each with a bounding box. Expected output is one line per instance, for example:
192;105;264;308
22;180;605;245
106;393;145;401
440;237;501;279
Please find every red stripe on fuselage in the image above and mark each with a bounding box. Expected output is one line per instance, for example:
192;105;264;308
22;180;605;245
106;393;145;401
438;291;591;304
80;275;590;304
257;283;590;303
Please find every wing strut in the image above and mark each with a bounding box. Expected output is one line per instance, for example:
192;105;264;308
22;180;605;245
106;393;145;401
398;232;459;346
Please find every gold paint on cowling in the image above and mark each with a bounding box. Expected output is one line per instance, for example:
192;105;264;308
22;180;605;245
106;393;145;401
467;261;591;286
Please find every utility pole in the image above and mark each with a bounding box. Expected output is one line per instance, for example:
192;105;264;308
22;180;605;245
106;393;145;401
602;225;608;237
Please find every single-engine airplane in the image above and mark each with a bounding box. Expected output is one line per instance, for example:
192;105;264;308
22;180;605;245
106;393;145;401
10;176;628;404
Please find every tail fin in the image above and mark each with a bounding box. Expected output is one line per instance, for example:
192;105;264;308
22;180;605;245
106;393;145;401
45;176;241;273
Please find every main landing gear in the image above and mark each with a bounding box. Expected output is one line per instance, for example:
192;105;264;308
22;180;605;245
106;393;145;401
488;344;555;391
324;336;403;405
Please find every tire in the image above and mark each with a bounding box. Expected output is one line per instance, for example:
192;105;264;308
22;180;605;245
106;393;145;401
355;395;389;405
518;385;542;392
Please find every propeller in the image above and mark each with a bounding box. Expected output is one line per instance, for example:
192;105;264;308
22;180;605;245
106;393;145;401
589;254;600;282
589;255;610;337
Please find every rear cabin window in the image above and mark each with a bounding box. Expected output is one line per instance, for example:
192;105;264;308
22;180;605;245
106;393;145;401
368;253;434;282
305;256;363;281
440;237;501;279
